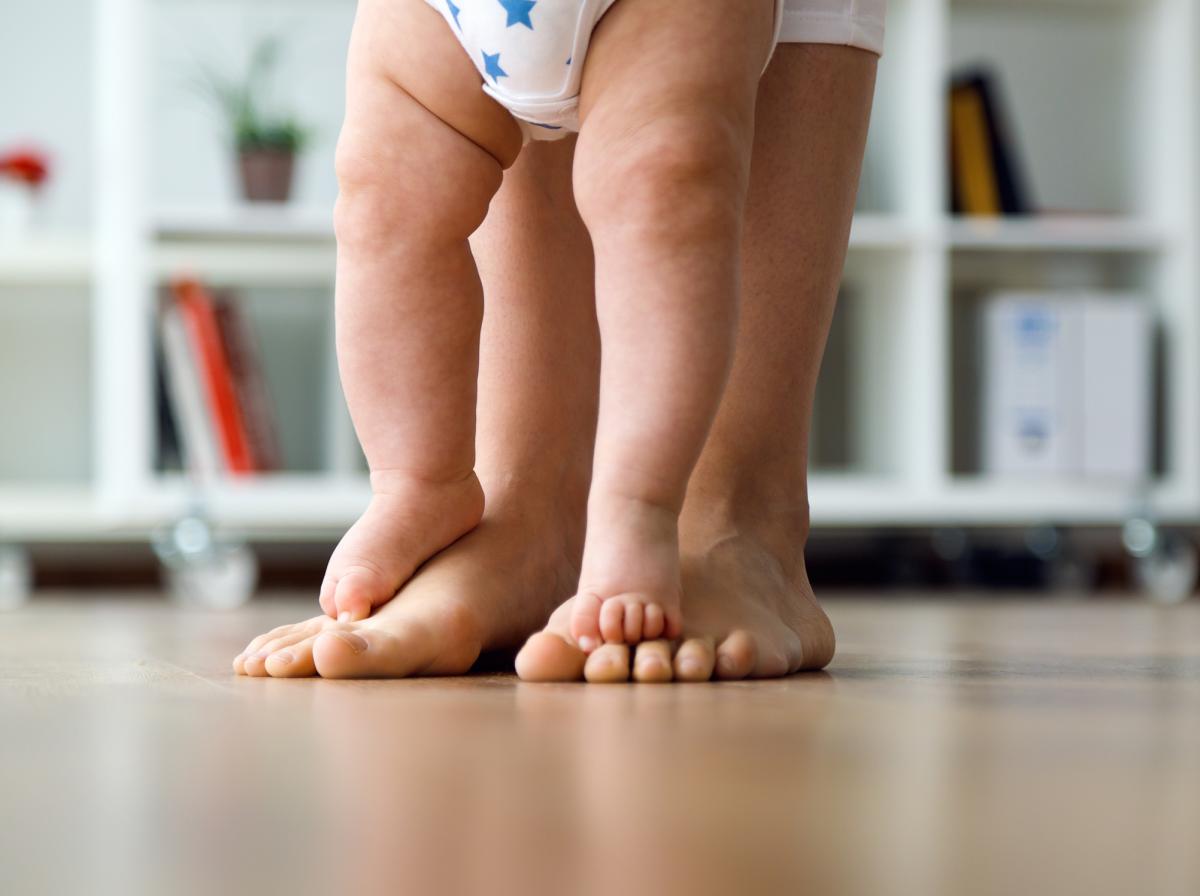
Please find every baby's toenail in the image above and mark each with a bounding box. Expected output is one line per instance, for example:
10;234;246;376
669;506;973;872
717;656;737;674
271;652;293;666
578;636;597;652
679;659;702;676
338;612;352;623
331;631;368;654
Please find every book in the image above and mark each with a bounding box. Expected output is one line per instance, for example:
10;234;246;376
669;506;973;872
153;333;183;472
171;278;256;475
949;69;1032;216
159;301;224;479
213;293;283;472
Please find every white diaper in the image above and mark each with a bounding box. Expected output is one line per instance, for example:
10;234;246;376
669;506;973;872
425;0;884;143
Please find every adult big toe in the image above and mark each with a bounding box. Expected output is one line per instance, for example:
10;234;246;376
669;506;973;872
515;631;587;682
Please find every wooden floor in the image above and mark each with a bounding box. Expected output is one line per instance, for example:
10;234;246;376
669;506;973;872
2;593;1199;896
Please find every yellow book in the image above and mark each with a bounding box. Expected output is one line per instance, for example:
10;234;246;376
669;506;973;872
950;85;1001;216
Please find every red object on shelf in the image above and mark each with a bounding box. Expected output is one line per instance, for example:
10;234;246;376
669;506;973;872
171;278;257;475
0;148;51;188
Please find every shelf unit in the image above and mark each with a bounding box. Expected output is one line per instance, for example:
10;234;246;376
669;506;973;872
1;0;1198;544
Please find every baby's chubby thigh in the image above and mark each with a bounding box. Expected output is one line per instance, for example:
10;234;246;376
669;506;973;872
342;0;524;171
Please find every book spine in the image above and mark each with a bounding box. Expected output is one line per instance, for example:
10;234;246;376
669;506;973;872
973;73;1032;215
172;278;257;475
159;304;224;479
949;82;1002;216
214;295;284;472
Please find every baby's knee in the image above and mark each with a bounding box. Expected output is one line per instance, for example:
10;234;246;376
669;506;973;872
574;114;750;241
333;121;501;251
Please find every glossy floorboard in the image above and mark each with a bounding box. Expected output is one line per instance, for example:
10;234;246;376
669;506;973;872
2;593;1198;896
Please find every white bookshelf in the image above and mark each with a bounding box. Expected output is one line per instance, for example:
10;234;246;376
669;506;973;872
1;0;1198;545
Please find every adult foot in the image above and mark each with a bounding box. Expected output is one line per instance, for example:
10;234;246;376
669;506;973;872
317;470;484;622
568;496;684;653
236;498;579;679
518;523;833;683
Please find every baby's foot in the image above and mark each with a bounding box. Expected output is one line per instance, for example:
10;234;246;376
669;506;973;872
569;496;684;652
319;470;484;621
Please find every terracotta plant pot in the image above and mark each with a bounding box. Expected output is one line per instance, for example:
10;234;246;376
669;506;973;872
238;148;295;202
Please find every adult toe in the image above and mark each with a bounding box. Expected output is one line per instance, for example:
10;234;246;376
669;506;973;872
632;640;673;683
714;630;758;680
673;637;715;682
584;643;631;683
515;631;587;682
264;635;319;678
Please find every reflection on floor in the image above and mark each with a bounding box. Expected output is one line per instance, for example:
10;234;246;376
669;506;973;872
2;594;1198;896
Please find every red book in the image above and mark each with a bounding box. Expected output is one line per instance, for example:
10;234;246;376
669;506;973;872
213;293;283;472
172;278;256;475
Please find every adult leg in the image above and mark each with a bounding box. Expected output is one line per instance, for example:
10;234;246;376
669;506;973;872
519;43;878;682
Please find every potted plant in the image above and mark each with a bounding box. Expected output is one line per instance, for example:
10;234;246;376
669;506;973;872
0;148;50;239
198;37;311;203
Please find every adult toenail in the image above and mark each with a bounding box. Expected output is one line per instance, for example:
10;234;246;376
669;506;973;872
330;631;369;654
271;652;294;666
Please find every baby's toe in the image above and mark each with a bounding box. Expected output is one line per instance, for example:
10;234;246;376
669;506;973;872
332;567;393;622
622;601;644;643
643;603;665;640
599;597;627;643
569;592;605;652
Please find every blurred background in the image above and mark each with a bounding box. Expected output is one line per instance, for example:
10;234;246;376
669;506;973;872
2;0;1198;608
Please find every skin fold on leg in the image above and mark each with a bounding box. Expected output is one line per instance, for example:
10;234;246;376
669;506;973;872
518;42;879;682
563;0;779;654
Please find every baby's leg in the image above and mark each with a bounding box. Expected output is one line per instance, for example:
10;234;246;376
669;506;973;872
567;0;777;650
322;0;522;621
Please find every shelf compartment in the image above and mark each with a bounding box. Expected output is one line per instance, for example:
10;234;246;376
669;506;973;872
153;284;344;478
0;286;94;486
948;0;1169;219
149;2;351;213
948;253;1166;482
815;250;926;477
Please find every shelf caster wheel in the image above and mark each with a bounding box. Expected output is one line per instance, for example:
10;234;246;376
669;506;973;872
0;544;33;610
1123;518;1197;605
153;513;258;610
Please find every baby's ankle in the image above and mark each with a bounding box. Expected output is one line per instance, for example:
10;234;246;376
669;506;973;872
369;467;482;498
587;489;681;536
